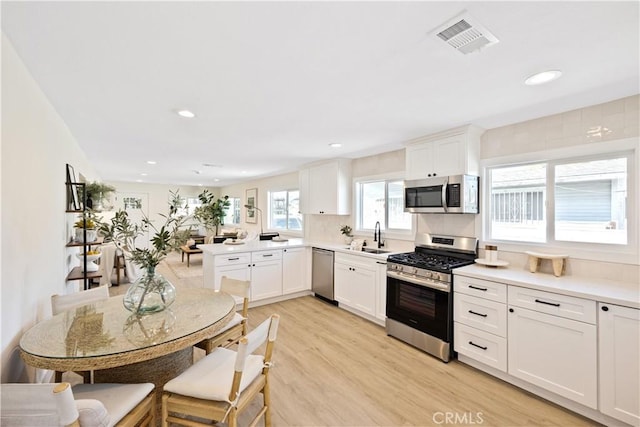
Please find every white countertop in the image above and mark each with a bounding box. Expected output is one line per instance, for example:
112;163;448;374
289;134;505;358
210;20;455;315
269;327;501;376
199;238;307;255
455;264;640;309
199;238;404;261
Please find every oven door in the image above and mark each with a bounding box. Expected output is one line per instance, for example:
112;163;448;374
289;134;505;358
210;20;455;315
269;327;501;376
386;273;451;342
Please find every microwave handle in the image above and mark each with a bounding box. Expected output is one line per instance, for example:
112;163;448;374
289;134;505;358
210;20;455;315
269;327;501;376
441;177;449;212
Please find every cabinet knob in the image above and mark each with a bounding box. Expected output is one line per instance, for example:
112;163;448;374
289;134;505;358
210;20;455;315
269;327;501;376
601;306;609;312
509;308;514;313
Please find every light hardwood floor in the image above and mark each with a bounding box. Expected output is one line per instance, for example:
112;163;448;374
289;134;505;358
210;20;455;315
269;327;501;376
108;255;600;427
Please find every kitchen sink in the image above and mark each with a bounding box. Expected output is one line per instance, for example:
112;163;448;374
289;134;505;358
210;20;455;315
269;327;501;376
360;248;390;254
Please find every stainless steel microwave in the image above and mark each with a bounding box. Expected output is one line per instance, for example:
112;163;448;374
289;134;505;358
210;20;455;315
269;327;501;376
404;174;479;214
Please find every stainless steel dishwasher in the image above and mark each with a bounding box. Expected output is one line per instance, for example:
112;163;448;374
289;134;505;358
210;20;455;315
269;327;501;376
312;247;335;304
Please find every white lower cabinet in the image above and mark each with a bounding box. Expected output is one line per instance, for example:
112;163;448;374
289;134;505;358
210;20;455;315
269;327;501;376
375;260;387;323
507;302;597;409
209;249;286;302
598;303;640;426
334;253;376;317
282;247;308;294
454;278;508;372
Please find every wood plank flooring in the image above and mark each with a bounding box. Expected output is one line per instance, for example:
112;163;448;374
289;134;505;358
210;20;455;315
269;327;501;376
237;296;599;427
106;255;600;426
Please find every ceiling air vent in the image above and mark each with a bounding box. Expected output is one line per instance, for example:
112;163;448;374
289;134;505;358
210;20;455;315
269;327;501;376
434;12;499;54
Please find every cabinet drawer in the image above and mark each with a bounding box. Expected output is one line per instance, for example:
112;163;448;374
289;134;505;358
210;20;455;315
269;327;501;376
454;293;507;337
454;322;507;372
335;252;375;269
214;253;251;267
251;250;282;262
508;286;596;324
454;276;507;303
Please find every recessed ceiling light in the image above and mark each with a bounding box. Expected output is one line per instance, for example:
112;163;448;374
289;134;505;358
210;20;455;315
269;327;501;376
146;160;157;165
140;173;148;176
214;178;220;182
198;183;203;187
136;179;143;183
241;171;247;174
176;109;196;118
525;70;562;86
329;143;342;148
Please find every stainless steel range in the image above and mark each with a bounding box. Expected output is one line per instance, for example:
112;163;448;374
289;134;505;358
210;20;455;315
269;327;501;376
386;233;478;362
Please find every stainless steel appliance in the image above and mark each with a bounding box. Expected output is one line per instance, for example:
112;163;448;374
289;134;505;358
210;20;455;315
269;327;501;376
386;233;478;362
312;247;336;303
404;174;479;214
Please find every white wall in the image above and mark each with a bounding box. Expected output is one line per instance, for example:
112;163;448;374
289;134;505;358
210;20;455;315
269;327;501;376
479;95;640;282
1;34;100;382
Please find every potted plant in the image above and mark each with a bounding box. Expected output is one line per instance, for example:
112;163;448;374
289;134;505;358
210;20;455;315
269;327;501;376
85;181;116;211
98;190;191;315
340;225;354;244
74;211;99;242
193;190;231;236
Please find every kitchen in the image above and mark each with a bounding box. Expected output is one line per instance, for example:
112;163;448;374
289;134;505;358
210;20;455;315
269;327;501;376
2;1;639;426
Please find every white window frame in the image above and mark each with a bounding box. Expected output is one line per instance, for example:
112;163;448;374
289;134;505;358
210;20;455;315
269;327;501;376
224;197;242;225
354;173;415;242
481;138;639;265
266;188;303;236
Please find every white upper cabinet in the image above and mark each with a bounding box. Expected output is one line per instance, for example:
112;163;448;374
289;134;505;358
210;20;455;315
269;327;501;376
299;159;352;215
405;125;483;180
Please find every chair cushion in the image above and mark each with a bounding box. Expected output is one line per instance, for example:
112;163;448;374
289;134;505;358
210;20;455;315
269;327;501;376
75;399;111;427
216;312;245;334
72;383;154;427
164;347;264;401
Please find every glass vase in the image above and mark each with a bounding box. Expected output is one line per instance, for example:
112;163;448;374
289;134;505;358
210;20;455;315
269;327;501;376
123;267;176;315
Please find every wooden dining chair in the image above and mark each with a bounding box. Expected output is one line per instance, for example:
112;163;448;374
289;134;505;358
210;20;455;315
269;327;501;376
194;276;250;354
162;314;280;427
0;381;155;427
51;285;110;383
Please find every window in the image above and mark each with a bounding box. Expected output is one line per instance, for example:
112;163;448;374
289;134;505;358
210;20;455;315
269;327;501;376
356;179;412;233
487;152;630;246
268;190;302;231
223;197;241;225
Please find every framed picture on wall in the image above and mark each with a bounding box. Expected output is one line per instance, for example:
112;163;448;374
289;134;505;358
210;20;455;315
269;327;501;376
245;188;257;224
66;163;80;211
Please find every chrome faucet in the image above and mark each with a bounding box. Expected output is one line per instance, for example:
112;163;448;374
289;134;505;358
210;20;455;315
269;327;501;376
374;221;384;248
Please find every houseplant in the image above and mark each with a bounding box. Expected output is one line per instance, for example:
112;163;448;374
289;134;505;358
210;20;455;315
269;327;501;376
340;225;353;244
85;181;116;211
74;210;99;242
193;190;231;236
99;190;191;315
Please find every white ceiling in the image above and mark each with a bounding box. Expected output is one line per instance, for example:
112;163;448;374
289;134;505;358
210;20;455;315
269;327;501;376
2;1;639;187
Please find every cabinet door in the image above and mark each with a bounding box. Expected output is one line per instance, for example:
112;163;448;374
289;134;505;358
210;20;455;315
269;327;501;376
282;247;308;294
250;260;282;301
308;162;339;214
351;265;376;316
599;303;640;426
405;143;434;180
508;306;597;408
334;262;353;306
213;264;251;290
375;261;387;322
433;135;465;177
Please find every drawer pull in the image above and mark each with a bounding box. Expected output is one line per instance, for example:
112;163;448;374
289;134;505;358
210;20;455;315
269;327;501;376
534;299;560;307
228;257;240;261
469;285;488;291
468;310;488;318
262;254;273;257
469;341;487;351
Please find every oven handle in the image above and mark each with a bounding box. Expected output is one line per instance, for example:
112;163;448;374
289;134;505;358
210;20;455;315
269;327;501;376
387;270;450;293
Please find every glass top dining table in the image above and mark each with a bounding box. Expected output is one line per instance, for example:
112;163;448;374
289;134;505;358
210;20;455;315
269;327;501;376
20;288;235;373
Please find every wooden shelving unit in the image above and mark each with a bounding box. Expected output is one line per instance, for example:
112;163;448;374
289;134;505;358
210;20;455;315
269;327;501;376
65;175;102;290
